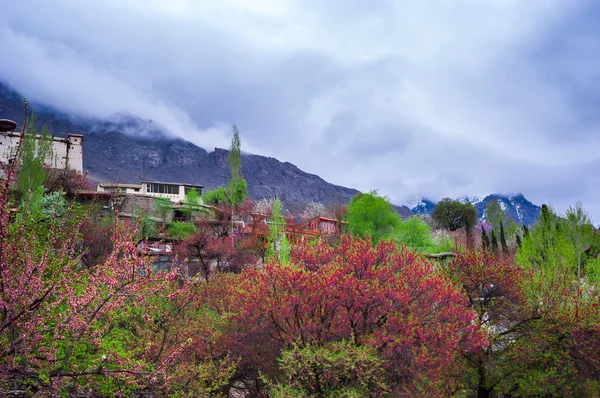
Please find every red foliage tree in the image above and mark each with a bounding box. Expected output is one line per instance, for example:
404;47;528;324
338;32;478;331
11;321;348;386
446;250;600;397
174;200;263;279
44;167;93;198
1;157;235;395
230;237;485;395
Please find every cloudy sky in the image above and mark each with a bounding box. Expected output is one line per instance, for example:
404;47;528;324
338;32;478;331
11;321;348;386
1;0;600;220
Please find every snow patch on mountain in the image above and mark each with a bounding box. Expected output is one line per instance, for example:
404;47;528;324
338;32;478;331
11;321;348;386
457;195;481;205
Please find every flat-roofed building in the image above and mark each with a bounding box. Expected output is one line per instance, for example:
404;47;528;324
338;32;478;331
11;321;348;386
0;119;83;173
141;181;203;203
96;181;203;203
96;183;143;195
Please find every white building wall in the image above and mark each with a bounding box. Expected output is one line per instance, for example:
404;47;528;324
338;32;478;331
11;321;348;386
97;184;143;194
0;132;83;173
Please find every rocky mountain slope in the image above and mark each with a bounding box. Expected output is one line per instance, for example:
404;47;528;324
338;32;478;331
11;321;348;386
0;82;390;214
410;194;541;226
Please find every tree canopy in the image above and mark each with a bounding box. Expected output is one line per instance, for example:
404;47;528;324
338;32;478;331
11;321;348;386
517;203;600;284
432;198;478;232
396;215;437;253
345;191;402;244
203;125;248;206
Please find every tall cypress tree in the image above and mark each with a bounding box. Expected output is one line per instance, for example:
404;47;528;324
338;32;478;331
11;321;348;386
522;223;529;237
481;227;491;249
491;229;499;254
226;124;248;206
500;222;508;253
515;233;522;249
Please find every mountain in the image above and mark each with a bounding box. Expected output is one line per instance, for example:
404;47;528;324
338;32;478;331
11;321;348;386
408;197;437;216
409;194;541;226
475;194;541;226
1;82;415;216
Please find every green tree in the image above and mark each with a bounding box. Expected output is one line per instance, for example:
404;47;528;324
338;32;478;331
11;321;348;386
41;190;69;223
396;216;436;253
266;198;289;263
516;204;575;276
227;125;248;206
432;198;478;248
203;186;229;206
133;206;157;240
481;227;491;249
346;191;402;244
181;188;201;220
500;222;508;253
491;229;499;253
229;125;242;180
17;111;53;211
154;197;173;224
432;198;478;232
167;221;197;240
565;201;594;282
202;126;249;207
227;178;248;207
269;341;388;397
486;199;518;245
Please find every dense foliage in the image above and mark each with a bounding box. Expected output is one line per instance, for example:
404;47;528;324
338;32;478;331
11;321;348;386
2;123;599;396
345;191;402;244
432;199;478;248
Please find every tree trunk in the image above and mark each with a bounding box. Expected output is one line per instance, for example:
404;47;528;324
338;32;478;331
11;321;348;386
477;356;491;398
477;386;492;398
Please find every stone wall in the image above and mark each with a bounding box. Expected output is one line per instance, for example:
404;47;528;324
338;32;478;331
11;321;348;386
114;194;174;223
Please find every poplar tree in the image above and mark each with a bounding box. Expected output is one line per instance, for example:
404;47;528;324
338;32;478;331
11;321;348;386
17;111;53;210
516;204;575;275
500;222;508;253
227;125;248;206
266;198;290;263
491;230;499;254
203;125;249;206
481;228;491;249
565;201;594;282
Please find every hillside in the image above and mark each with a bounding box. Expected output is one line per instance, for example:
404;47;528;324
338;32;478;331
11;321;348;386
1;82;405;215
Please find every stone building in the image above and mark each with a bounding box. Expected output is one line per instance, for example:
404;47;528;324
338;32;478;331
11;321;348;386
0;119;83;173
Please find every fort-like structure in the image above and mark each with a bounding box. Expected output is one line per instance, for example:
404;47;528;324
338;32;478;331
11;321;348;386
0;119;83;173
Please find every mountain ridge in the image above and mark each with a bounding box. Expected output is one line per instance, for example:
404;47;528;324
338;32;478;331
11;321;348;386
1;82;409;215
409;194;541;226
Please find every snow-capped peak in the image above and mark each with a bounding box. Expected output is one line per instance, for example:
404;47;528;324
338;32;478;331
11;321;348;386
405;196;425;210
456;195;481;205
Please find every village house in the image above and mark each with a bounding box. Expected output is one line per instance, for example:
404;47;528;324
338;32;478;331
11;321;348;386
95;180;206;227
308;216;340;234
0;119;83;173
282;216;342;246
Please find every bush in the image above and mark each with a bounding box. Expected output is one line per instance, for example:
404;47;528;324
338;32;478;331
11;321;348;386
168;221;197;240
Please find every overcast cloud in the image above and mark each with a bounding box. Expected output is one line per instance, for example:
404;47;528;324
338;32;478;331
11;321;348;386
1;0;600;221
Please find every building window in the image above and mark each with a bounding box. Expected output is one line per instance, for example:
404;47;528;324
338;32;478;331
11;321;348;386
184;186;201;195
147;183;180;195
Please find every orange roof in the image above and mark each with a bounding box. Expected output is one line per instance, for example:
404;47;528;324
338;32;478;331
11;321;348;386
309;216;338;223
